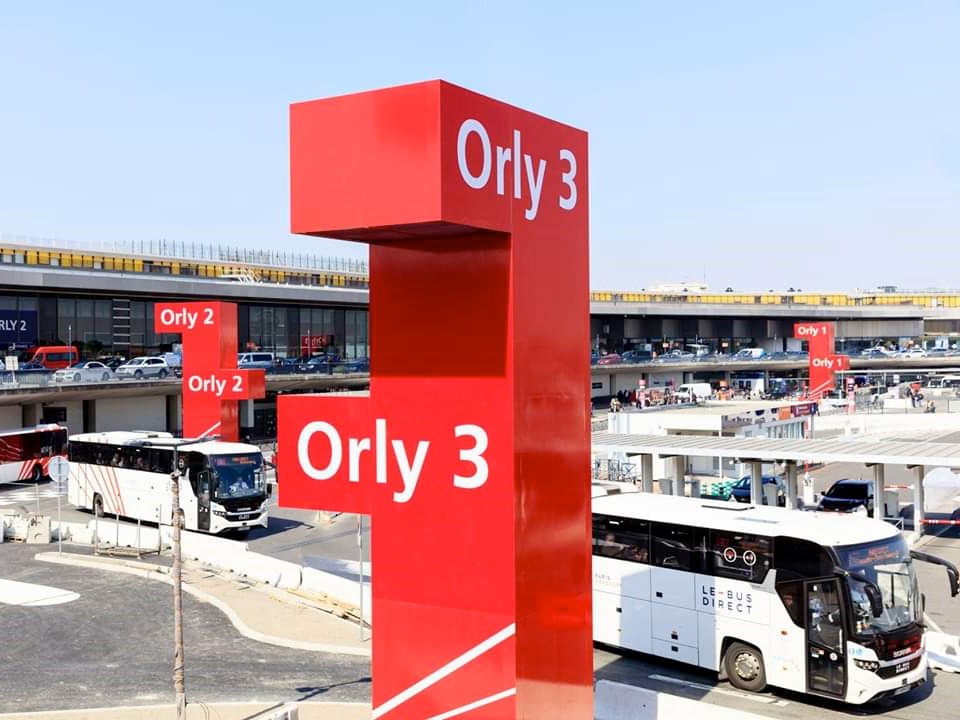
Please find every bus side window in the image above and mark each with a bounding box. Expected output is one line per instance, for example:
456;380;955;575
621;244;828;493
774;537;834;580
651;523;703;571
710;530;771;583
592;515;649;563
776;580;804;627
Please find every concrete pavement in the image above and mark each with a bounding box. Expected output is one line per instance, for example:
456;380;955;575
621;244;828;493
35;550;371;657
0;549;373;720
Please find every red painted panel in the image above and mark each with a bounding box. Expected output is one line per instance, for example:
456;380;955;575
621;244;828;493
281;80;591;719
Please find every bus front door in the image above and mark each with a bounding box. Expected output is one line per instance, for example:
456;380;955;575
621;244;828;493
805;579;845;698
196;470;211;532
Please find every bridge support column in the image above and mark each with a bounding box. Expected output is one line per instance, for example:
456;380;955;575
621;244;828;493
912;465;926;536
785;462;799;510
872;464;885;523
641;454;654;493
750;461;763;504
673;456;686;497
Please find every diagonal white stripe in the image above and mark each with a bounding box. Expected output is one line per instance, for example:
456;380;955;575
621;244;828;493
425;688;516;720
198;421;222;438
371;623;516;719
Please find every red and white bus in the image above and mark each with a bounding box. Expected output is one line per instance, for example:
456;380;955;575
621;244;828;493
0;424;69;484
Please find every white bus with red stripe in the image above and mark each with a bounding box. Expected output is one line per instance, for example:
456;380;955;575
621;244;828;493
0;424;68;485
67;431;268;534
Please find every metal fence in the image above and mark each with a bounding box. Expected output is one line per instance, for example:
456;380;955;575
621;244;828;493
1;232;369;275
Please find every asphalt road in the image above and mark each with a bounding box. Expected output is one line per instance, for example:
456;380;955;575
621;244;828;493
0;544;371;713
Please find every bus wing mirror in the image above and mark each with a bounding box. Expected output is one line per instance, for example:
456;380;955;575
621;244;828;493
911;549;960;598
843;569;884;617
864;583;883;617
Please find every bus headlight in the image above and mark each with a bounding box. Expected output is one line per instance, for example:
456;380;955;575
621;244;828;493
854;659;880;672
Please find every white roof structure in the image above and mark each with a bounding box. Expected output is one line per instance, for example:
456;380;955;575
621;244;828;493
593;431;960;468
593;492;900;546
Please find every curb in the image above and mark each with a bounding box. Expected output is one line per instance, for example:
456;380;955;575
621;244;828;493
0;701;372;720
35;552;371;658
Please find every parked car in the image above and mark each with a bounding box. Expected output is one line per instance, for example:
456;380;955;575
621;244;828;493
860;345;892;357
115;356;171;379
621;349;653;363
298;354;341;373
597;353;622;365
657;349;694;361
97;355;128;370
337;357;370;373
238;351;276;370
729;475;785;505
817;478;874;516
53;361;115;384
733;348;766;360
898;348;928;359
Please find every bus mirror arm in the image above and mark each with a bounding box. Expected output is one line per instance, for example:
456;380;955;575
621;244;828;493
911;549;960;598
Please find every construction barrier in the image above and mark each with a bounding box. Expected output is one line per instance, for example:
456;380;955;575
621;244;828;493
927;632;960;673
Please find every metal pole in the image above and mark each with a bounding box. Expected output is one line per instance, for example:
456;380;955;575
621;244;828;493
171;455;186;718
57;483;62;555
358;514;364;642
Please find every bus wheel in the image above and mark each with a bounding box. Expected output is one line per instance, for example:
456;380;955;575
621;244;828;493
93;494;104;518
30;464;44;482
724;642;766;692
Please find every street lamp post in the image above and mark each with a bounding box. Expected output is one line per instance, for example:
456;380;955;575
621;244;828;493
170;452;186;718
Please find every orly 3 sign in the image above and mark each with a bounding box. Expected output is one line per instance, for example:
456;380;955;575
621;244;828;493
284;80;592;719
155;301;265;441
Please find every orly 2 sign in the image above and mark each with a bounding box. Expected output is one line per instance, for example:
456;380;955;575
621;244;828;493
155;301;265;441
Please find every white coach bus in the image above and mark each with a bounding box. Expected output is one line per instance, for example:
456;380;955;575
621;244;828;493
67;431;268;534
592;492;959;705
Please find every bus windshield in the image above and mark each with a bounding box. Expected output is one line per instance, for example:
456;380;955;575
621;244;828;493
209;453;265;500
836;536;921;636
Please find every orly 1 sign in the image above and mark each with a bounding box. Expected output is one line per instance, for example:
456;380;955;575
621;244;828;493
794;322;848;400
155;301;265;441
285;80;592;719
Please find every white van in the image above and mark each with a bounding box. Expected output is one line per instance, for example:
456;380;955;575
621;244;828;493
238;352;275;370
675;382;713;401
733;347;766;360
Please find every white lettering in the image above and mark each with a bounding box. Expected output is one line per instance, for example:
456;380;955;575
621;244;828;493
293;419;491;502
297;421;342;481
375;418;387;485
456;118;578;223
495;145;511;196
513;129;522;200
391;439;430;503
158;307;199;330
812;357;834;369
457;119;491;190
186;374;228;397
453;424;488;489
559;148;577;211
523;154;546;220
348;436;370;482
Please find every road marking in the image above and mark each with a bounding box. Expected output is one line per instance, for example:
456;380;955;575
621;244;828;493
0;578;79;606
648;673;789;706
0;485;64;506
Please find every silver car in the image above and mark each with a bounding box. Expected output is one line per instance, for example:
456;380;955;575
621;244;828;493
53;360;115;383
115;356;171;379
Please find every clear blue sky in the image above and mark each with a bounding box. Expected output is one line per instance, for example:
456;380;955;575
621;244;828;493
1;2;957;292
